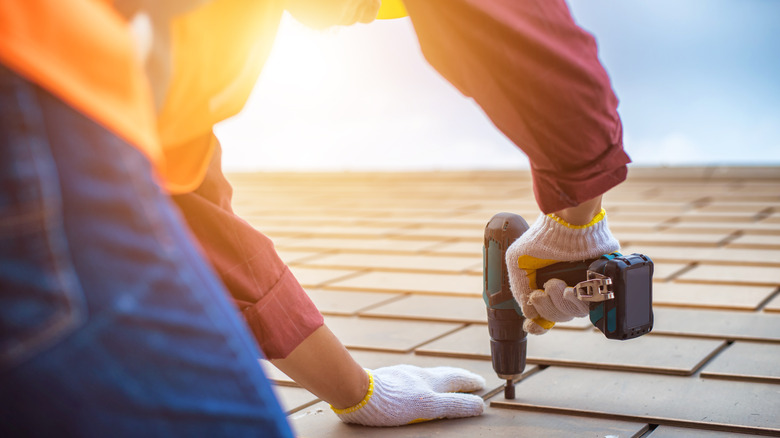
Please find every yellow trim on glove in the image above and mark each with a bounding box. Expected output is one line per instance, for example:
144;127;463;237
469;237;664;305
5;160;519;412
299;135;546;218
331;370;374;415
516;255;559;289
547;208;606;229
532;317;556;330
377;0;408;19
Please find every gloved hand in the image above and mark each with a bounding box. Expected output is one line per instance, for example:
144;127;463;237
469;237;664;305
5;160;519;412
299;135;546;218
286;0;380;29
505;209;619;335
332;364;485;427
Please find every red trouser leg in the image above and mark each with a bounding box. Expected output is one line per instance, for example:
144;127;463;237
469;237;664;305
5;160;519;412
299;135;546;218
171;135;323;359
404;0;631;213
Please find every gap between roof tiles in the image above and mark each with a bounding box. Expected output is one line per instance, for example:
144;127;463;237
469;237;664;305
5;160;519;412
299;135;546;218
415;237;467;254
659;262;698;282
272;386;320;415
489;400;778;437
720;229;744;246
280;249;339;265
757;287;780;312
755;207;775;221
688;341;731;377
620;245;780;268
648;424;774;437
416;324;728;377
403;323;471;353
674;276;780;289
300;267;371;289
697;340;780;385
650;307;780;343
296;257;483;276
488;365;780;435
652;282;777;311
306;289;407;317
349;293;410;315
480;365;544;401
727;233;780;250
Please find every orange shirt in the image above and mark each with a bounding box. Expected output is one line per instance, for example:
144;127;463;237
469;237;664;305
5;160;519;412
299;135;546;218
2;1;406;194
0;0;161;170
157;0;408;194
156;0;284;193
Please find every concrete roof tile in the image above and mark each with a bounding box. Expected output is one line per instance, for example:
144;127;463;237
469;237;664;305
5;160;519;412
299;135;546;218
415;325;726;375
699;341;780;384
653;282;777;310
226;167;780;435
494;367;779;434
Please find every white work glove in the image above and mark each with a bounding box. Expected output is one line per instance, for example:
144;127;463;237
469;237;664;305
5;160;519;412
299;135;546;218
332;365;485;427
506;209;619;335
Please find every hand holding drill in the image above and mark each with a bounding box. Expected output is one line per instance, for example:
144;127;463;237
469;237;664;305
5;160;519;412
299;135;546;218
505;209;620;335
485;208;654;398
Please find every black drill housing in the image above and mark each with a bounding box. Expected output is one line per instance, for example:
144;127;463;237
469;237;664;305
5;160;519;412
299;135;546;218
536;253;654;340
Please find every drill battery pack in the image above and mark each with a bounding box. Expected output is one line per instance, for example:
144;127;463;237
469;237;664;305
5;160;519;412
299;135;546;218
537;253;654;340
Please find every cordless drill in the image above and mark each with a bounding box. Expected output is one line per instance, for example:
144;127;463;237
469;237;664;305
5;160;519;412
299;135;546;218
483;212;654;399
483;213;529;399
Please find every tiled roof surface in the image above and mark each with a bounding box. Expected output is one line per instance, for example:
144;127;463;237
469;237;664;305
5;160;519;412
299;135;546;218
227;167;780;437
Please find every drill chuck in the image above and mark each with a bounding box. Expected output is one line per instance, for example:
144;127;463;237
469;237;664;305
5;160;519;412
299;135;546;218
487;308;526;379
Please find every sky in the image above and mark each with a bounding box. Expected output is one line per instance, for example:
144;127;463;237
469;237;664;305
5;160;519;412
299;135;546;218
215;0;780;172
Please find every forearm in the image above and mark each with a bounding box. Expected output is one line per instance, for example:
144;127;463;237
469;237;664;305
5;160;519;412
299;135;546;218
271;324;368;409
552;195;603;226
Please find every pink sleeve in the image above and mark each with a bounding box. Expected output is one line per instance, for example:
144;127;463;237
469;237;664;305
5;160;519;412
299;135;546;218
171;134;323;359
242;266;324;359
404;0;630;213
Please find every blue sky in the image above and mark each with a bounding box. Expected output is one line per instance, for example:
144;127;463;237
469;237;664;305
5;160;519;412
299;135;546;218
568;0;780;166
215;0;780;171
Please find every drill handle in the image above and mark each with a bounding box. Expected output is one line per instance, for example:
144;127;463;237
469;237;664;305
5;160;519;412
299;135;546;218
483;213;529;310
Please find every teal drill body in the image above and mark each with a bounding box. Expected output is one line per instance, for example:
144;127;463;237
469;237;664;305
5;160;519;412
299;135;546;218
483;213;654;400
483;213;529;399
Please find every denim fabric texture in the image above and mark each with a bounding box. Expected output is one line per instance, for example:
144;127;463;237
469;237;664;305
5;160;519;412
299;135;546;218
0;64;292;437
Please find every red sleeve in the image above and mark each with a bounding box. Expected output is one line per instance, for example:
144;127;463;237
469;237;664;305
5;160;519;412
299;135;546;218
242;266;324;359
171;134;323;359
404;0;630;212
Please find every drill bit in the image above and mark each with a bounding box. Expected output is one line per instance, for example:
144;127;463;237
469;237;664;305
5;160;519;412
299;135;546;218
504;379;515;399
